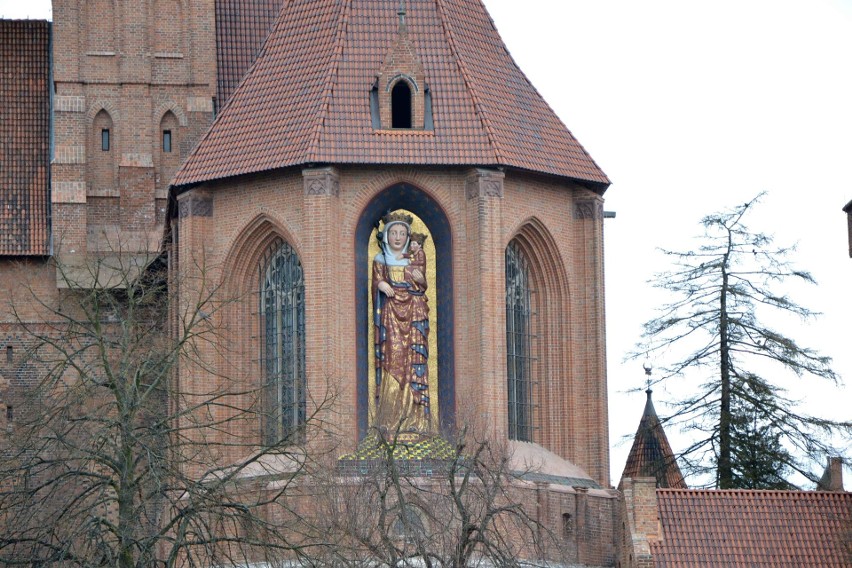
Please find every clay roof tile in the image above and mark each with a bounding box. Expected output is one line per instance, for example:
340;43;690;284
175;0;609;189
0;19;51;257
651;489;852;567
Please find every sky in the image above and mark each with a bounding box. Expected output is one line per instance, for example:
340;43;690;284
2;0;850;487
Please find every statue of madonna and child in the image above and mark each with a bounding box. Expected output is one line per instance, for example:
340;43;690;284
371;211;433;444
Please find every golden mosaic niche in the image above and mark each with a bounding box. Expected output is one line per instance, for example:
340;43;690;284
368;210;439;426
339;432;456;461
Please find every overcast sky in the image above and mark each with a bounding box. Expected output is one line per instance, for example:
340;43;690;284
2;0;850;487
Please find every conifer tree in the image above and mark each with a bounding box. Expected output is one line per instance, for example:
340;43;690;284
634;193;850;488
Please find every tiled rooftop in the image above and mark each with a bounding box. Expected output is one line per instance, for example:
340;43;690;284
621;390;687;489
652;489;852;567
0;20;51;256
175;0;610;189
215;0;286;108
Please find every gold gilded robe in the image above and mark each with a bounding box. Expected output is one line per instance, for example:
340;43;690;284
372;259;430;435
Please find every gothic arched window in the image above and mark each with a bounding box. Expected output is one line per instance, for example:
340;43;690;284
506;240;537;441
260;238;306;445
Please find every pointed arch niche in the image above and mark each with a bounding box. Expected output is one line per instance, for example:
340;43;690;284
221;215;305;446
505;219;572;453
355;183;454;439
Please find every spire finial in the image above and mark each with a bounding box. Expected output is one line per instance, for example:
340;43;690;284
643;361;653;393
398;0;407;32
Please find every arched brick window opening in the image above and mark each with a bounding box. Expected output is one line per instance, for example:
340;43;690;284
391;80;412;128
259;237;306;445
158;111;180;191
90;110;116;193
505;221;571;452
506;240;537;441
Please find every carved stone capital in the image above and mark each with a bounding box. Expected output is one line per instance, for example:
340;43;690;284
177;191;213;219
303;166;340;197
465;168;504;199
573;199;604;220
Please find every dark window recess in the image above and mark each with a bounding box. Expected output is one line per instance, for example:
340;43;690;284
5;406;12;424
562;513;573;539
5;345;11;363
370;83;381;129
163;130;172;153
261;239;306;446
391;81;412;128
506;241;537;442
101;128;110;151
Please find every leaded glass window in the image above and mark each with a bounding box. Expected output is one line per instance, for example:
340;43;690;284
260;239;305;445
506;241;537;441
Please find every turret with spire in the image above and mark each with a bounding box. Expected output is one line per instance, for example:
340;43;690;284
620;365;687;489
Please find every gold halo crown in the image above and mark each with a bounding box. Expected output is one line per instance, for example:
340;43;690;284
409;232;429;245
382;211;413;226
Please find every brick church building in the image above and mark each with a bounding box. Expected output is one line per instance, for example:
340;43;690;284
1;0;623;564
3;1;849;567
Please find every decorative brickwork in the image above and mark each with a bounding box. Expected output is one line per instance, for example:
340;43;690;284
186;96;215;113
177;193;214;219
465;168;504;199
54;96;86;113
303;167;340;197
51;182;87;204
54;145;87;164
574;198;605;220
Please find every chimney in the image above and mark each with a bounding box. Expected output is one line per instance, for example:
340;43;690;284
817;457;844;492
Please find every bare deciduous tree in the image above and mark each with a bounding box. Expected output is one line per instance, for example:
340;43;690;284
633;193;851;488
0;252;327;567
311;426;561;568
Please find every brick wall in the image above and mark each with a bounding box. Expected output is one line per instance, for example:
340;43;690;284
172;165;610;487
48;0;217;280
618;477;659;567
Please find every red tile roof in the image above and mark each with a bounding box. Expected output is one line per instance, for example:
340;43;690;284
652;489;852;567
174;0;610;189
215;0;286;108
0;20;51;256
621;390;687;489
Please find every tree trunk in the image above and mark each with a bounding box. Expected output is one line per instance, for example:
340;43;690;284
718;240;733;488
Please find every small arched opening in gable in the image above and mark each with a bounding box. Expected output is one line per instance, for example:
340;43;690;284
391;79;413;129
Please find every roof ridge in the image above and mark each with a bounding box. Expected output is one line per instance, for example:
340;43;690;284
657;488;852;495
306;0;352;162
173;0;294;188
433;0;501;165
482;18;609;182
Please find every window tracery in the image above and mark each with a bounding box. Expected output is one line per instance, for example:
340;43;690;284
506;240;538;441
260;238;306;445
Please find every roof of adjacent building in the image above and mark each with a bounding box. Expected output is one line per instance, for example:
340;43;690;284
844;199;852;213
0;20;51;257
651;489;852;567
174;0;610;189
621;389;687;489
215;0;286;108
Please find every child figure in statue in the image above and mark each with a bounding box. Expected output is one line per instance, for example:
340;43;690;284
403;232;430;418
